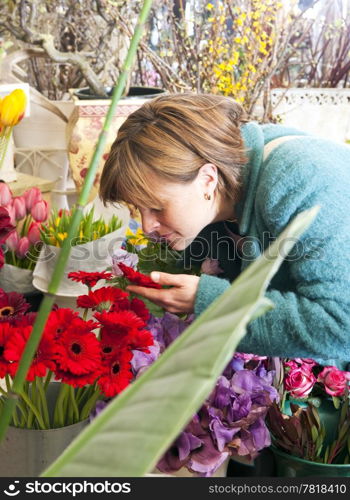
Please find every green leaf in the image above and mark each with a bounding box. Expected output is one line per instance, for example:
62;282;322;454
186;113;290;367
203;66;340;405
332;396;341;409
311;425;318;443
41;207;319;477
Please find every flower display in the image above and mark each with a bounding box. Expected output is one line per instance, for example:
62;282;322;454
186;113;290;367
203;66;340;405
0;186;49;270
40;206;122;247
267;357;350;464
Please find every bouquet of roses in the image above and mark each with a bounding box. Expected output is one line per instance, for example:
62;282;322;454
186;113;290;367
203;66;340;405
267;357;350;464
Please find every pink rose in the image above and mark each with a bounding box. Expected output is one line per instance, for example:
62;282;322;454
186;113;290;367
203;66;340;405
294;358;317;368
284;366;316;398
317;366;350;397
284;360;298;370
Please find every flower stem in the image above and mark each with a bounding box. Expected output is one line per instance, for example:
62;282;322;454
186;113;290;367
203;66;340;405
53;384;70;428
69;386;80;423
36;377;50;428
19;390;46;430
80;389;101;420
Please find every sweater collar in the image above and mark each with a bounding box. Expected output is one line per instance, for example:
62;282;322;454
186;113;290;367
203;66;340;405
236;122;265;236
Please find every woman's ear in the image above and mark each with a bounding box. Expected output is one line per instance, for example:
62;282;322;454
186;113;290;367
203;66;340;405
196;163;218;195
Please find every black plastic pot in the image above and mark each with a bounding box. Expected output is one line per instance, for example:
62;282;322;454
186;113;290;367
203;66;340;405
74;86;165;100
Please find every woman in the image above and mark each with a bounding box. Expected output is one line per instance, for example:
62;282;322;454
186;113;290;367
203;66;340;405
100;93;350;368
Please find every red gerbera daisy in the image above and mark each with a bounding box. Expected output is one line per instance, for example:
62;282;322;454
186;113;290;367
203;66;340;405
95;310;146;337
77;287;128;312
112;297;150;323
98;350;133;397
4;326;57;381
68;271;113;288
117;263;162;289
54;322;102;376
13;312;37;327
0;289;30;323
44;308;80;338
0;322;13;377
127;328;154;354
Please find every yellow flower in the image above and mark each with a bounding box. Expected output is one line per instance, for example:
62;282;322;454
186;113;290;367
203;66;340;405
206;2;214;10
57;232;68;242
0;89;26;127
126;227;148;246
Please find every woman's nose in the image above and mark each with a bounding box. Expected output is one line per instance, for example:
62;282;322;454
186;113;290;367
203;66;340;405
141;211;160;235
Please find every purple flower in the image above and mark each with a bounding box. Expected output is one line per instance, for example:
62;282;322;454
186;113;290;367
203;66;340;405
89;400;108;422
112;249;139;276
131;342;161;375
157;430;202;473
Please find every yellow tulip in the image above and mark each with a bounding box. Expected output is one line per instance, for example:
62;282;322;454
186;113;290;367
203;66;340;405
0;89;26;127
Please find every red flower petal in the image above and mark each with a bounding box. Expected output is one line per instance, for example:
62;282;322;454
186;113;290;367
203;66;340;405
68;271;113;288
118;263;162;289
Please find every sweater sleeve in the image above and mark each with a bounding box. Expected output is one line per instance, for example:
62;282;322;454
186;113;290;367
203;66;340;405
237;138;350;363
194;274;231;317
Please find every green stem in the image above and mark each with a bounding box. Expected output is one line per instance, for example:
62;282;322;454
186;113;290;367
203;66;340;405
80;389;101;421
0;127;13;171
53;384;70;428
69;386;80;423
36;378;50;428
44;370;53;391
19;390;46;430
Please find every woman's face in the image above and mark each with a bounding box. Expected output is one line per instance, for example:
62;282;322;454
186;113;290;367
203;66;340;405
137;165;220;250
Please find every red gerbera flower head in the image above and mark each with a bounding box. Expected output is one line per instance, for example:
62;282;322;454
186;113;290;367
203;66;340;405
0;322;13;377
0;289;30;323
54;323;102;376
112;297;150;323
44;308;80;338
13;312;37;327
68;271;114;289
4;325;57;381
94;310;146;338
118;263;162;289
98;350;133;397
77;287;129;312
127;328;154;354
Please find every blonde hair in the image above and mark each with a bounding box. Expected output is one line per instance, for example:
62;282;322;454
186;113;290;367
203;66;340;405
100;93;248;209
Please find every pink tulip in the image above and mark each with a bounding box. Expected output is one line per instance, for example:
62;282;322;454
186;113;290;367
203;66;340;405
24;187;42;211
4;204;16;226
5;230;19;251
0;183;13;206
284;366;316;398
13;196;27;220
31;200;48;222
16;236;30;259
27;221;42;245
318;366;350;397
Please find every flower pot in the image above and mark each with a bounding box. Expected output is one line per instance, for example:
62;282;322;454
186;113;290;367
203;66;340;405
271;446;350;478
0;382;89;477
0;263;35;294
32;219;128;297
0;419;88;477
67;86;165;202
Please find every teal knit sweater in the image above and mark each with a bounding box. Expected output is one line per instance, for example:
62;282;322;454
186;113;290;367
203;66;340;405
194;122;350;368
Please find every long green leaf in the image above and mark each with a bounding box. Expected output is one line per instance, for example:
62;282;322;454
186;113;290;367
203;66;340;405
0;0;154;442
42;206;319;477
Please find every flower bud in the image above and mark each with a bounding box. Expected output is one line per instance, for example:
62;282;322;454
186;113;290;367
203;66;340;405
5;230;19;251
0;183;12;206
0;89;26;127
31;199;48;222
24;187;42;211
16;236;30;259
13;196;27;220
27;221;42;245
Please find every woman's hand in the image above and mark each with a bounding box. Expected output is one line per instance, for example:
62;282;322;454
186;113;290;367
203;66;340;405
126;272;200;314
